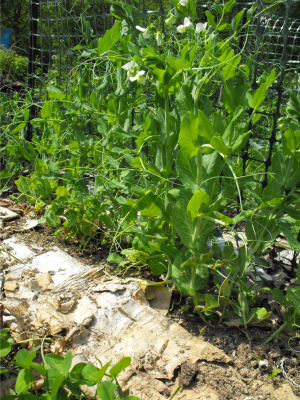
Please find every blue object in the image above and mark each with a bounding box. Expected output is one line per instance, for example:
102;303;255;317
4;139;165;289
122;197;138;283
0;28;11;49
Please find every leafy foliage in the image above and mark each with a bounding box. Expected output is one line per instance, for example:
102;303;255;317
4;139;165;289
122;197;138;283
0;47;28;81
1;0;300;334
0;328;140;400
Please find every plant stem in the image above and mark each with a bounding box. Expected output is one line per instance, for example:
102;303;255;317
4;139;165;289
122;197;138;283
164;93;171;172
264;312;295;344
193;294;215;328
197;146;202;188
193;216;202;244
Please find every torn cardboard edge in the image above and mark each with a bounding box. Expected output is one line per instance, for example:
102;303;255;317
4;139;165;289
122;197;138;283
0;239;232;400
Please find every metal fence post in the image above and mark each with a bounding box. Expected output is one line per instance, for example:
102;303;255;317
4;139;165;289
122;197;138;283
26;0;39;141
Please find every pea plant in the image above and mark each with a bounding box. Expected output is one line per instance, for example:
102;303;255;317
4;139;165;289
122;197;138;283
9;0;300;331
0;328;140;400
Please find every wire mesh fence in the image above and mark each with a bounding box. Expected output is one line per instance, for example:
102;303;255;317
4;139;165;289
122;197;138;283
28;0;300;95
26;0;300;187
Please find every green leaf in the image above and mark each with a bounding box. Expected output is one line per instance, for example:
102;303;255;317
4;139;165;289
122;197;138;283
210;135;230;155
47;85;65;100
262;180;284;202
98;21;121;56
148;259;167;275
81;363;100;383
222;54;241;81
70;363;86;380
172;256;209;296
238;291;249;316
172;199;194;248
197;110;215;141
179;111;215;157
0;328;10;337
127;41;141;58
245;215;279;253
217;23;231;31
286;287;300;316
175;84;194;119
107;253;124;264
271;288;286;306
50;372;65;400
176;149;198;191
16;349;36;369
214;212;232;225
282;129;297;155
231;10;244;32
109;357;131;379
11;122;27;133
97;381;117;400
45;353;64;372
187;190;211;221
62;352;72;377
56;186;71;198
252;70;276;110
0;338;11;358
18;394;37;400
166;56;190;71
95;362;111;382
15;369;33;395
41;101;53;119
65;380;82;398
205;10;217;28
30;362;46;376
248;307;272;323
224;0;236;13
247;3;257;20
272;150;300;190
15;176;30;194
140;203;162;218
44;209;61;227
280;225;300;251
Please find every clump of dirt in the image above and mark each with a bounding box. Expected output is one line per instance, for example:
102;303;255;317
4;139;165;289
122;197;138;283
173;319;300;399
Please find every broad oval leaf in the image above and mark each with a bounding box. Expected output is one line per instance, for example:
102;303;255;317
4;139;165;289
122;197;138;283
47;85;65;100
97;381;117;400
188;190;211;221
15;369;33;395
0;338;11;358
172;199;194;248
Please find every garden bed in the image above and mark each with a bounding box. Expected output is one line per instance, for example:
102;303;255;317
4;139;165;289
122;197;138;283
1;198;300;399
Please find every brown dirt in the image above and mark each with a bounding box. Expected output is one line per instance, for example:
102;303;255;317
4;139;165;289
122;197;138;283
1;198;300;399
174;319;300;399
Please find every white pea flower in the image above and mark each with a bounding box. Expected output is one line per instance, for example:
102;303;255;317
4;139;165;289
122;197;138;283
177;17;193;33
166;14;176;25
136;25;150;39
179;0;189;6
122;60;139;79
155;32;163;46
122;61;146;85
134;70;146;85
195;22;207;32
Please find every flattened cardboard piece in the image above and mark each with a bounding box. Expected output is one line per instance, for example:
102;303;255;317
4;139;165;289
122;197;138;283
143;284;172;316
0;206;19;222
1;237;36;264
1;244;231;400
5;245;90;287
15;219;40;232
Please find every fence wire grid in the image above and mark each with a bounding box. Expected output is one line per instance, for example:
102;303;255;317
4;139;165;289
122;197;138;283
27;0;300;191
